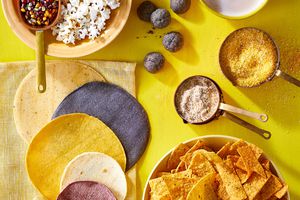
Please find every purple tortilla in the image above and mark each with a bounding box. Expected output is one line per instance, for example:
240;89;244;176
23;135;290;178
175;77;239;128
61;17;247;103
52;81;150;170
57;181;116;200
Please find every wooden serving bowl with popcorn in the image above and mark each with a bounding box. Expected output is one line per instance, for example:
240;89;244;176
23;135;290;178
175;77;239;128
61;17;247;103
143;135;290;200
2;0;131;57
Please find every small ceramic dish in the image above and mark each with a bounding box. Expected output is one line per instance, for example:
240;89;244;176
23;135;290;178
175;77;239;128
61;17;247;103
2;0;132;58
142;135;290;200
200;0;268;19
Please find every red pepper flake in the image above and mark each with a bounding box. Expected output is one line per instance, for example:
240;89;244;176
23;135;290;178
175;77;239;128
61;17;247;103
20;0;59;27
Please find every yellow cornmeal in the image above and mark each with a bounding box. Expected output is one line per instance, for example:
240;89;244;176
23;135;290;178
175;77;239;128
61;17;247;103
219;28;278;87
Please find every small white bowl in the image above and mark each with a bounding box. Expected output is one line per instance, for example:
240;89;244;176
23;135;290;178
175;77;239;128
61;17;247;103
200;0;269;19
142;135;290;200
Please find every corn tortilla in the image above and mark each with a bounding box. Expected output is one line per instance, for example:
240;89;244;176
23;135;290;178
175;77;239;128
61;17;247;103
26;113;126;200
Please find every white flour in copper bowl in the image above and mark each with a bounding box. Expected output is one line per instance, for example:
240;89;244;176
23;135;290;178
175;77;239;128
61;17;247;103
175;76;221;123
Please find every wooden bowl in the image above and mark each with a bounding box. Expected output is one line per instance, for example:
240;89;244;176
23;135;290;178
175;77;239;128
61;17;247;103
2;0;132;58
142;135;290;200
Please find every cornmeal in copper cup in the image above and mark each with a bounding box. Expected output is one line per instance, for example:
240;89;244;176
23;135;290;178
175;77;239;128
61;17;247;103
219;27;278;87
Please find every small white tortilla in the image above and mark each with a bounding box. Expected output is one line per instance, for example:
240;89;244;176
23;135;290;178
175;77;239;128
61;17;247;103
60;152;127;200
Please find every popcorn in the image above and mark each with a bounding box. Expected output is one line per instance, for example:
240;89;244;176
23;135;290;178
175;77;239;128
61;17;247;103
52;0;120;44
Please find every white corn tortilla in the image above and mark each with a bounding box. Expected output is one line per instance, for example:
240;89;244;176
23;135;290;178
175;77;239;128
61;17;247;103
13;61;105;142
60;152;127;200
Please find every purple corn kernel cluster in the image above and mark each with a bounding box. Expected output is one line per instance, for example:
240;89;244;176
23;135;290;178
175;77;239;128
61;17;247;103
20;0;58;27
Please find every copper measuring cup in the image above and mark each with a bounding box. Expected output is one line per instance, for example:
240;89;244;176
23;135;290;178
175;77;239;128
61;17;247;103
219;27;300;88
17;0;61;93
174;76;271;139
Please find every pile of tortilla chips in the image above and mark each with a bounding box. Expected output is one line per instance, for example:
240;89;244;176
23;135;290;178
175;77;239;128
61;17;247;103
149;139;288;200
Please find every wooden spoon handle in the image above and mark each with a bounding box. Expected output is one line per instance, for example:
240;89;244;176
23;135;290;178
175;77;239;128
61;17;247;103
36;30;46;93
219;103;268;122
222;112;271;139
276;70;300;87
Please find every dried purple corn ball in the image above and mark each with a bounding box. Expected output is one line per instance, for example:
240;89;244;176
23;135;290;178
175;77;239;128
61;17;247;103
170;0;191;14
144;52;165;73
150;8;171;29
137;1;157;22
162;31;184;52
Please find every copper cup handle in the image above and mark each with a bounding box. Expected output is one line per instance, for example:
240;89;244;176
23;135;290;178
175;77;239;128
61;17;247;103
275;70;300;87
222;112;271;139
219;103;268;122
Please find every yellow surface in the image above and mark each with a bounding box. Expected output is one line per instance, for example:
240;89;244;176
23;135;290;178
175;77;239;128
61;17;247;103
0;0;300;199
26;113;126;200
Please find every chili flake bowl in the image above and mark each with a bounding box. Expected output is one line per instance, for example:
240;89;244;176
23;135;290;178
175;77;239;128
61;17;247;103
2;0;132;58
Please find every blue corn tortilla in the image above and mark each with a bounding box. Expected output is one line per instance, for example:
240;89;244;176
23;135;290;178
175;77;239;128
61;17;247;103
57;181;116;200
52;81;150;170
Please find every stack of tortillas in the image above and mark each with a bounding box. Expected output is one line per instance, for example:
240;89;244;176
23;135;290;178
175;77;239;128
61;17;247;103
13;62;150;200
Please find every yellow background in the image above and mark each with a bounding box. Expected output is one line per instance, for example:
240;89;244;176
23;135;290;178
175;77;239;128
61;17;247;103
1;0;300;199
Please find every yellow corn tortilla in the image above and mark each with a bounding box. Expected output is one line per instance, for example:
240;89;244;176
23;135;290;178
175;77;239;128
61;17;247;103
26;113;126;200
13;62;105;142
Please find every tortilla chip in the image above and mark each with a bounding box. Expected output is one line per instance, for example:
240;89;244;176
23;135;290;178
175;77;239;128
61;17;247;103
237;146;266;178
188;140;206;151
187;173;218;200
260;159;271;171
229;140;262;159
236;168;248;184
217;142;232;158
225;155;248;184
197;149;223;164
157;172;172;177
248;143;263;159
267;197;277;200
162;170;200;200
228;140;247;155
235;157;247;171
216;174;230;200
175;161;186;172
149;177;171;200
254;175;283;200
227;155;240;163
167;143;190;170
188;151;216;178
175;140;206;172
243;172;271;200
215;160;247;200
274;184;288;199
180;153;194;169
164;169;194;179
